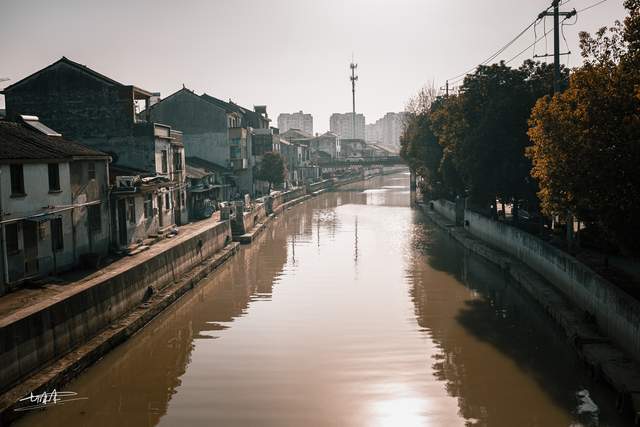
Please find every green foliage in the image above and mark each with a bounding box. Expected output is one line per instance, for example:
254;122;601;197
256;151;286;192
528;1;640;253
402;61;558;209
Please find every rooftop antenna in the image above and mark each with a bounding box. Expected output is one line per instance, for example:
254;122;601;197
350;55;358;139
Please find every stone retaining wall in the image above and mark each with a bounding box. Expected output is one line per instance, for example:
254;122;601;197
0;220;232;393
455;205;640;362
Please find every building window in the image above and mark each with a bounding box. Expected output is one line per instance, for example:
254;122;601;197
182;191;186;207
230;146;241;159
48;163;60;192
5;223;19;254
88;205;101;233
127;198;136;223
10;164;25;196
88;162;96;180
173;152;182;171
144;194;153;219
161;150;168;174
51;218;64;252
164;193;170;210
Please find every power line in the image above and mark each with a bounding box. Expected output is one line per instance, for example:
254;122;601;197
444;0;602;91
447;17;543;83
506;25;554;64
576;0;609;13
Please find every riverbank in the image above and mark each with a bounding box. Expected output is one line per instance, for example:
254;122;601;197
0;167;406;426
420;202;640;423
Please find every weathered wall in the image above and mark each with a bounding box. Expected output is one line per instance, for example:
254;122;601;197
462;209;640;362
234;204;267;235
0;220;232;392
81;132;156;173
0;160;110;290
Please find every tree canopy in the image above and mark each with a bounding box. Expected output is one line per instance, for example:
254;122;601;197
256;151;287;193
527;0;640;253
401;60;560;211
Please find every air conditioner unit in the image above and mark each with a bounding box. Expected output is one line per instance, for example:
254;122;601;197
116;176;136;189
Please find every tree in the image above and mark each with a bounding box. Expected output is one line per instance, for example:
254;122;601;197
527;0;640;254
400;86;447;198
256;151;287;194
430;61;559;212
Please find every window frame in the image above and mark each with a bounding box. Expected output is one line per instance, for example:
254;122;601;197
48;163;61;192
88;161;96;180
10;164;25;196
161;150;168;174
143;194;153;219
5;223;20;254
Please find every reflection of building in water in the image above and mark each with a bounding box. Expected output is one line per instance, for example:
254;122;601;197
407;219;617;426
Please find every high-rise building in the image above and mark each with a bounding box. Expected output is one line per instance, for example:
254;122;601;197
329;112;365;140
277;111;313;135
365;112;407;149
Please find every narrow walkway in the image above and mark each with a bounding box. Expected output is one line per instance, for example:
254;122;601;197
0;215;224;327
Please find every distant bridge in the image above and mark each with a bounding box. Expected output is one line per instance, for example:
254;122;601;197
318;156;406;167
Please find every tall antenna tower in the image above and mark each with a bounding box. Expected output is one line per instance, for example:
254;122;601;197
350;57;358;139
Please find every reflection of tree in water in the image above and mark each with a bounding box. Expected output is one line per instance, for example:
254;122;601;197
407;217;625;427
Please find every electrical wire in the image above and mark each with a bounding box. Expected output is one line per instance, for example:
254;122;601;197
444;0;602;89
446;13;549;84
533;19;538;57
576;0;609;13
506;25;555;65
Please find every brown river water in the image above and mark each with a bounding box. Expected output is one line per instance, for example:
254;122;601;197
15;172;629;426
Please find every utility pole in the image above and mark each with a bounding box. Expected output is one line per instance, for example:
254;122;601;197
538;1;576;250
350;59;358;139
440;80;450;97
538;1;576;92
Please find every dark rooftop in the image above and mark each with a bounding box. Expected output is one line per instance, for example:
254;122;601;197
0;120;108;161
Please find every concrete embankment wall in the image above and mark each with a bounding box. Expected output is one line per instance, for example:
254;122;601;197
0;220;232;393
432;200;456;223
240;204;267;235
382;166;408;175
455;205;640;362
307;179;333;194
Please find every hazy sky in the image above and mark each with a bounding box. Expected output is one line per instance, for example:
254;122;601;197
0;0;627;133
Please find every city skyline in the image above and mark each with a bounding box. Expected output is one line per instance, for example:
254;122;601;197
0;0;626;133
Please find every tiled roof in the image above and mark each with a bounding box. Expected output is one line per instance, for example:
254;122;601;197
0;121;108;161
1;57;152;96
200;94;268;128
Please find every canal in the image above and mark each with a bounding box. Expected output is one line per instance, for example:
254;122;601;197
17;172;628;426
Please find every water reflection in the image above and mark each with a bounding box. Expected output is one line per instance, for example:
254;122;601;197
16;173;627;427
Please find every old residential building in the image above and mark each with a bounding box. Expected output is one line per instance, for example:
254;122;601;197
329;112;365;140
0;117;110;295
1;57;188;234
148;88;269;197
309;131;341;160
277;111;313;135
